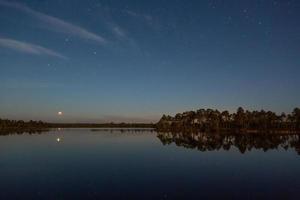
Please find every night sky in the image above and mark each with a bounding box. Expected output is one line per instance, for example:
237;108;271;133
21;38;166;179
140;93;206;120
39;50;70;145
0;0;299;123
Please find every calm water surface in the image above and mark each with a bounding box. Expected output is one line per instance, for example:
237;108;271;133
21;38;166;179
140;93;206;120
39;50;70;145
0;129;300;199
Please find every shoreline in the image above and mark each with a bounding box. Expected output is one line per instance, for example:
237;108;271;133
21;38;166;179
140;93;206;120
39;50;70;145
1;126;300;136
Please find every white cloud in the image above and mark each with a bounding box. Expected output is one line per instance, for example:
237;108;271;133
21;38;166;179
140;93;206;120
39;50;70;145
0;0;107;44
124;9;153;22
0;38;67;59
112;25;127;39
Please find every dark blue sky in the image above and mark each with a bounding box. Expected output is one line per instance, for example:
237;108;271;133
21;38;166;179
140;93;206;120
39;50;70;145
0;0;299;123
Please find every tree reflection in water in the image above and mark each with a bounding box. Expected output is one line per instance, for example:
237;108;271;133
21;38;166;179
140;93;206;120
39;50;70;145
157;131;300;155
0;129;50;136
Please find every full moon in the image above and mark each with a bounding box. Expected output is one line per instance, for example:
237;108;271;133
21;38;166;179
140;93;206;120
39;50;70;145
58;111;63;116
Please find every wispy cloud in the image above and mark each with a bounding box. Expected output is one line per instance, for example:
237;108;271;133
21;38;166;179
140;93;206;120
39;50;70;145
0;0;107;44
124;9;153;22
0;38;66;59
105;21;128;40
112;25;127;39
106;22;142;53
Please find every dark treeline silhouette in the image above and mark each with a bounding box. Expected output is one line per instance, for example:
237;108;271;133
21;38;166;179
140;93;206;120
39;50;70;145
2;107;300;134
0;118;155;134
157;132;300;154
0;119;49;134
157;107;300;133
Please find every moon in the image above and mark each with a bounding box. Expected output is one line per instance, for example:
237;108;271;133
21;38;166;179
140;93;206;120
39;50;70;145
58;111;63;116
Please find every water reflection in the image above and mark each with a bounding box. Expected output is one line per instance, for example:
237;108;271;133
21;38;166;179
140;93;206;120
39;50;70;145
157;132;300;154
0;128;155;136
90;128;155;133
0;128;300;199
2;129;300;155
0;129;50;136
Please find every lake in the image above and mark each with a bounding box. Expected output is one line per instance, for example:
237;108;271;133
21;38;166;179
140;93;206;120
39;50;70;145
0;128;300;199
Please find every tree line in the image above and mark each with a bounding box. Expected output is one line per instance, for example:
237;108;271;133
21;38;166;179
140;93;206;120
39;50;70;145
0;119;48;131
157;107;300;133
0;118;155;134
